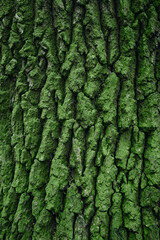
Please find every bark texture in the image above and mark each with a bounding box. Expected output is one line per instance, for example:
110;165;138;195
0;0;160;239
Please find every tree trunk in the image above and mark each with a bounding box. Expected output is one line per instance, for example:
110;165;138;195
0;0;160;239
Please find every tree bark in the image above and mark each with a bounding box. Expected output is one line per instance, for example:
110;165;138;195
0;0;160;239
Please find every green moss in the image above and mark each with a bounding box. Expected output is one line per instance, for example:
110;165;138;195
68;62;86;92
95;157;116;211
54;183;83;240
116;130;131;169
28;160;49;194
0;146;14;193
11;193;34;239
139;93;159;131
98;72;119;123
58;91;75;119
21;148;32;170
101;124;118;156
36;118;59;162
84;62;108;98
32;189;45;219
77;92;97;128
69;124;85;183
74;215;88;240
115;55;135;79
137;56;156;100
5;58;17;75
120;26;136;53
90;211;109;239
12;162;28;194
32;208;53;240
143;208;159;239
144;129;160;185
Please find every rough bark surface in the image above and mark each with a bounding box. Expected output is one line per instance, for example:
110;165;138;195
0;0;160;239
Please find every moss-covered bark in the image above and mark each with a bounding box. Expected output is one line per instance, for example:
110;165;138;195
0;0;160;239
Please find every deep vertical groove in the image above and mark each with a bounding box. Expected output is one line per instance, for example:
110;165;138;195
73;213;78;239
126;127;134;182
154;42;160;92
134;20;142;128
69;0;76;46
87;136;102;237
106;29;111;70
108;181;115;240
138;133;148;240
50;0;60;66
82;127;89;176
111;0;121;71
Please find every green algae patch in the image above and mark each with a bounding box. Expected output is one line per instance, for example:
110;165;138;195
97;72;119;124
77;92;97;128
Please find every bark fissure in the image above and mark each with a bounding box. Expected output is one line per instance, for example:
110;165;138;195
138;133;148;240
111;0;121;71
